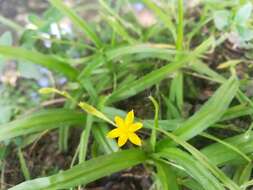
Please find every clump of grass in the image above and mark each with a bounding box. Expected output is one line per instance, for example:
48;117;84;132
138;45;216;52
0;0;253;190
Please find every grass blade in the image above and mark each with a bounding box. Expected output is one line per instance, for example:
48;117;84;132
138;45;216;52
78;44;176;80
154;148;225;190
159;76;238;147
201;132;251;162
107;37;214;103
155;161;180;190
156;129;241;190
201;131;253;166
78;115;93;163
92;124;119;154
160;77;238;148
17;148;31;181
10;149;147;190
0;109;85;142
107;57;185;103
181;178;205;190
221;104;253;121
0;46;78;80
233;163;252;186
104;15;136;44
105;44;175;61
142;0;176;41
149;96;159;151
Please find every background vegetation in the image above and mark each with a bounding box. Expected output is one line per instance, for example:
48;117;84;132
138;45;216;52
1;0;253;189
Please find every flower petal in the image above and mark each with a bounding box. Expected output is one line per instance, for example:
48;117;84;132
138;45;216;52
118;134;128;147
114;116;124;128
129;122;143;132
125;110;134;125
129;133;142;146
107;128;121;138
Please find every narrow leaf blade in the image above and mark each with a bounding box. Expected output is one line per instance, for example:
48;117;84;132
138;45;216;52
10;149;147;190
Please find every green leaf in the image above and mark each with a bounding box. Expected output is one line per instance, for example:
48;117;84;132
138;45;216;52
221;104;253;121
179;77;238;139
105;44;175;61
159;76;238;149
149;96;159;150
233;163;252;185
0;104;12;124
92;124;119;154
78;44;176;80
18;61;42;80
0;31;13;45
10;149;147;190
17;148;31;180
169;71;184;112
235;2;252;25
28;14;46;29
188;60;253;118
201;132;251;163
78;115;93;163
201;131;253;166
213;10;230;30
154;148;225;190
236;26;253;41
155;161;179;190
104;16;136;44
162;94;181;119
106;37;214;103
156;129;241;190
99;0;140;36
107;58;184;103
0;109;85;142
189;60;225;83
0;31;13;72
142;0;176;42
0;46;78;80
181;178;205;190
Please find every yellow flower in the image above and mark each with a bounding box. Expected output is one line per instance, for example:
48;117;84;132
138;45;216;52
107;110;143;147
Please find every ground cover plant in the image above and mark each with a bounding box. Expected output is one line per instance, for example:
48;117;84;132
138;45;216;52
1;0;253;189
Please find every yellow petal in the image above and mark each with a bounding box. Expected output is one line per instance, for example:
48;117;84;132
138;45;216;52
129;122;143;132
125;110;134;125
115;116;124;128
107;128;121;138
129;133;142;146
118;134;128;147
